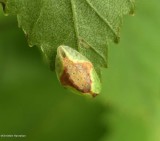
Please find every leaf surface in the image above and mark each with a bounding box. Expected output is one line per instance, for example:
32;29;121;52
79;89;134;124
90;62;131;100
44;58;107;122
0;0;134;76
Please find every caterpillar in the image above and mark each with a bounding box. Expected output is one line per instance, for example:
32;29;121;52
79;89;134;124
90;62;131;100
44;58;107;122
55;45;101;97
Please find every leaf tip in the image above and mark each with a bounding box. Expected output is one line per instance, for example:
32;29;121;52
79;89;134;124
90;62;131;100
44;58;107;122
114;36;120;44
0;2;5;11
129;2;136;16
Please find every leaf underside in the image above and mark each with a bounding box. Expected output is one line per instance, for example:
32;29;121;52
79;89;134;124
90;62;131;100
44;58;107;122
0;0;135;76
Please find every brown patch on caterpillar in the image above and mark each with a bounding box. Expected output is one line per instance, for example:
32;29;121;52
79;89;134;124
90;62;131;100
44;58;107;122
60;57;93;94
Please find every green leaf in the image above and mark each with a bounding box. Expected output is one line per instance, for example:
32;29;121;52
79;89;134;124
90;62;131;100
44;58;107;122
0;0;134;76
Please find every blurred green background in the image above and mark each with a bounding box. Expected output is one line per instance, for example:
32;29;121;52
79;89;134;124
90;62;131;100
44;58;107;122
0;0;160;141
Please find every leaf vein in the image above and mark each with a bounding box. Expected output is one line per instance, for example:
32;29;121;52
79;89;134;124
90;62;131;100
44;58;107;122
85;0;118;39
70;0;80;50
80;37;107;64
30;0;44;44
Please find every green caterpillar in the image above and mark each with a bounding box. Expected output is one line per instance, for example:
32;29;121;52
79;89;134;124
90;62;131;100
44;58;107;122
55;45;101;97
